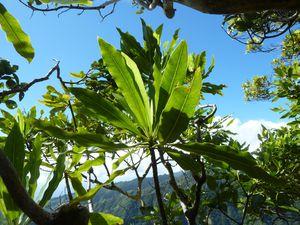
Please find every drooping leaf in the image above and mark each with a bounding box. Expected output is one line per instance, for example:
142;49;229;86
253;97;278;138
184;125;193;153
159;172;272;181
98;38;151;135
70;88;140;135
77;154;105;173
3;122;25;181
0;3;34;62
28;134;42;197
156;41;188;120
68;171;87;196
174;142;280;184
165;148;202;174
89;212;124;225
158;68;201;143
73;169;127;203
39;152;65;207
0;125;24;221
33;119;128;151
112;150;136;171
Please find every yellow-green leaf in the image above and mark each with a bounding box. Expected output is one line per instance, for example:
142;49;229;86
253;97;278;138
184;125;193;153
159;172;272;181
0;3;34;62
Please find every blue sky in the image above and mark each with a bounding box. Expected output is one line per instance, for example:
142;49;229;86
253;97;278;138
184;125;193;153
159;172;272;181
2;1;284;123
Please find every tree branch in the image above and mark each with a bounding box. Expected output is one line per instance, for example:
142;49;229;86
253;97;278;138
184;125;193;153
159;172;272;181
0;150;52;225
174;0;300;14
149;144;168;225
0;62;60;99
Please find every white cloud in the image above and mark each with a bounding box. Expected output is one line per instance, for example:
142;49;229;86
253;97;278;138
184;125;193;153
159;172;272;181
227;118;286;151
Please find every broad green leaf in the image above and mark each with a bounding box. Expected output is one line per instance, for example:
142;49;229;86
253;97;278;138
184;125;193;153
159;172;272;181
4;122;25;181
141;18;160;62
0;3;34;62
158;68;201;143
165;149;201;174
118;28;146;58
89;212;124;225
154;24;163;46
68;171;87;196
117;28;150;72
156;41;188;120
34;119;128;151
121;53;152;131
70;87;140;135
153;62;162;119
77;154;105;173
98;38;150;135
39;153;65;207
174;142;280;184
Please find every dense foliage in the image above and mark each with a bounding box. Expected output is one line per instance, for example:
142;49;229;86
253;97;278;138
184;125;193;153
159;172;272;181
0;2;299;225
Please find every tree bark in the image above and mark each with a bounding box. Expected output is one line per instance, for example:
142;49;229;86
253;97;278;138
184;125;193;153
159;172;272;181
175;0;300;14
0;150;52;225
0;150;89;225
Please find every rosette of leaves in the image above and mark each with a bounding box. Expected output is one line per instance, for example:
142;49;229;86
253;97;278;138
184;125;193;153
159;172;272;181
34;22;281;209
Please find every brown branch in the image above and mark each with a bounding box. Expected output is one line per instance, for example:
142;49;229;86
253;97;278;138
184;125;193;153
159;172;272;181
18;0;120;14
159;152;190;207
149;144;168;225
0;150;52;225
0;62;60;99
64;173;74;201
174;0;300;14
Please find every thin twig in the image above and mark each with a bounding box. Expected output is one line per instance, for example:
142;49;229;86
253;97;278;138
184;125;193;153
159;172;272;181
0;62;60;99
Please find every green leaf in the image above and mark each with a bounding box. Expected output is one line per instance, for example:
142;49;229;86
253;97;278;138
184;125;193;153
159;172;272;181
68;171;87;196
0;128;24;221
165;29;180;57
141;18;160;62
98;38;151;135
73;169;127;203
70;71;86;79
165;149;201;174
156;41;188;120
5;100;17;109
39;152;65;207
28;134;42;197
0;3;34;62
34;119;128;151
154;24;164;46
112;150;135;171
121;53;152;131
77;154;105;173
89;212;124;225
174;142;280;184
158;68;201;143
70;87;140;135
153;62;162;121
3;122;25;181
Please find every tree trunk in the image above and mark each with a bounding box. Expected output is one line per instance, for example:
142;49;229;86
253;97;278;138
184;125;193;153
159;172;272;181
175;0;300;14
